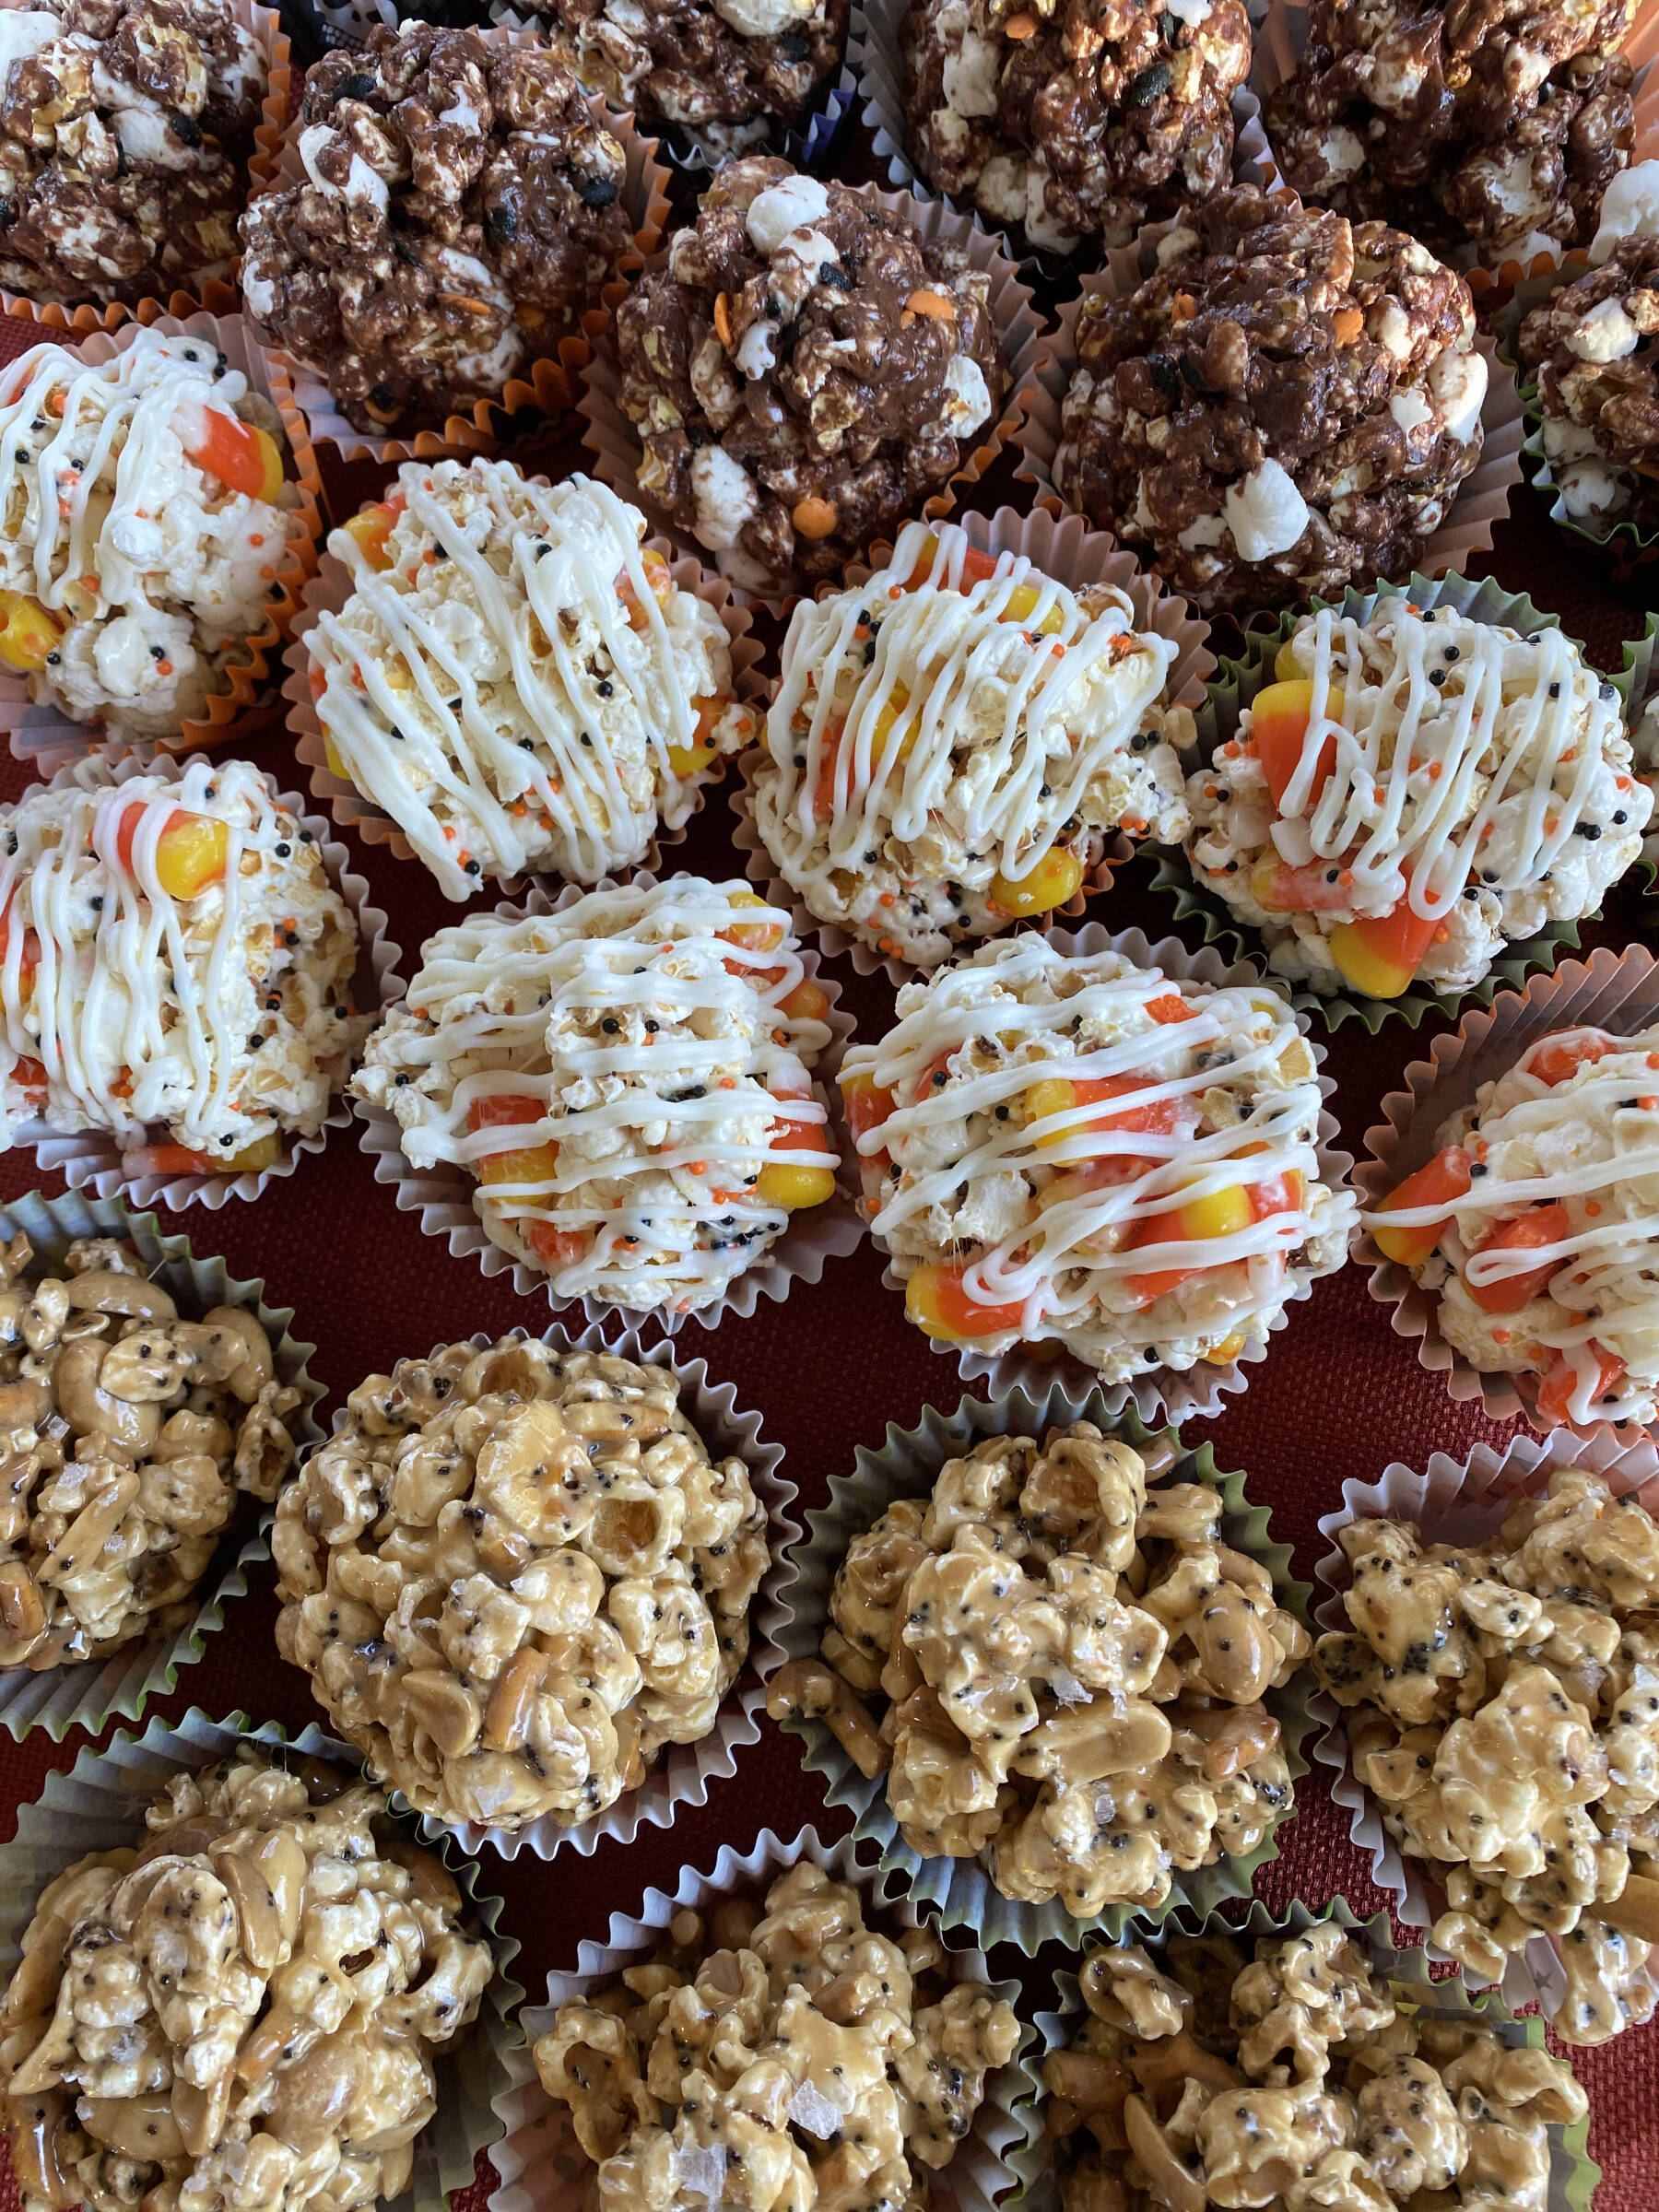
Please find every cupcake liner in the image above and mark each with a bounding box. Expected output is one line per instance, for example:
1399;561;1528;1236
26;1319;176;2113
1309;1429;1659;2032
241;37;671;465
773;1384;1314;1954
490;0;861;171
1623;613;1659;878
728;502;1216;986
0;1186;324;1741
0;1706;524;2212
579;185;1047;617
0;0;291;328
1007;1894;1600;2211
15;751;403;1213
285;527;768;900
291;0;493;55
1149;571;1627;1033
1250;0;1659;307
0;312;324;774
310;1317;797;1863
352;867;865;1331
862;920;1354;1424
1015;209;1524;603
1354;941;1659;1438
489;1823;1041;2212
855;0;1274;286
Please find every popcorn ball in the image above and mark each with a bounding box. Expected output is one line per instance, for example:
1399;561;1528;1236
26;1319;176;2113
1185;598;1651;1001
747;519;1194;967
0;1747;494;2212
771;1422;1308;1919
840;935;1354;1383
274;1337;769;1832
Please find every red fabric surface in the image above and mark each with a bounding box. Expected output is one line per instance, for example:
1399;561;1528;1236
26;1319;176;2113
0;319;1653;2212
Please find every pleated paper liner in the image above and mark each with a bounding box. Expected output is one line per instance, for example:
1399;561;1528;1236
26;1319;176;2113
285;526;768;900
488;1824;1040;2212
16;751;403;1215
0;312;324;773
0;0;292;329
1624;614;1659;880
864;921;1355;1427
0;1707;524;2212
1007;1896;1600;2212
578;184;1048;618
0;1187;324;1742
1147;571;1638;1034
772;1383;1314;1956
1015;199;1525;601
1249;0;1659;309
1309;1429;1659;2041
241;29;672;465
727;502;1216;988
351;867;865;1334
1354;943;1659;1440
313;1319;795;1863
490;0;861;173
293;0;496;53
855;0;1274;288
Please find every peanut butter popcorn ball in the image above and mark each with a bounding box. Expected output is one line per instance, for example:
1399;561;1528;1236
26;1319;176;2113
535;1860;1020;2209
0;1230;300;1673
274;1337;769;1833
1044;1921;1587;2212
0;1746;495;2212
1314;1466;1659;2045
771;1425;1308;1921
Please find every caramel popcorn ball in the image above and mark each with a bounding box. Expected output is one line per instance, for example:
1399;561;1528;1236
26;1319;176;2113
1314;1466;1659;2045
0;1747;495;2212
770;1425;1309;1919
274;1337;769;1833
0;1230;300;1672
535;1860;1020;2210
1045;1922;1587;2212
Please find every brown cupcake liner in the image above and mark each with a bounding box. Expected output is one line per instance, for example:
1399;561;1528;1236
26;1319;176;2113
352;867;867;1334
1250;0;1659;306
728;503;1215;985
0;312;323;773
854;920;1357;1427
1309;1429;1659;2031
1355;942;1659;1439
14;750;403;1213
241;36;670;463
286;515;768;900
0;0;291;328
578;183;1049;618
1016;194;1525;616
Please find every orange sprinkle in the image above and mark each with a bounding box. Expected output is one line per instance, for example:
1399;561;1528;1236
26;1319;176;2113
1479;823;1493;841
1337;868;1354;887
1643;1095;1659;1110
879;891;896;906
1586;1201;1603;1217
443;827;457;841
865;1195;881;1215
249;534;264;548
1427;762;1441;780
719;1077;736;1089
1492;1329;1511;1346
688;1160;707;1174
512;801;527;818
259;566;275;581
156;660;172;677
1433;925;1449;944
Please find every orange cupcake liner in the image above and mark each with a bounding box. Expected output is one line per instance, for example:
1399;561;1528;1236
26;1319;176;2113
0;310;323;772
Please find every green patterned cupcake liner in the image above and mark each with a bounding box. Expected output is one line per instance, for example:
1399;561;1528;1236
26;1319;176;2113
0;1188;325;1742
772;1383;1315;1956
1007;1896;1599;2212
0;1707;524;2212
1149;570;1642;1031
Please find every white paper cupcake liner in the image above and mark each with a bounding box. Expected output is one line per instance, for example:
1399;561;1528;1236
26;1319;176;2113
1015;207;1524;612
0;1707;524;2212
1354;943;1659;1437
285;528;767;900
728;503;1216;987
858;922;1354;1425
13;751;403;1213
579;184;1047;617
489;1823;1041;2212
353;867;865;1333
0;311;324;774
0;1187;324;1741
1008;1895;1601;2212
1309;1430;1659;2035
297;1318;797;1862
773;1383;1314;1954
